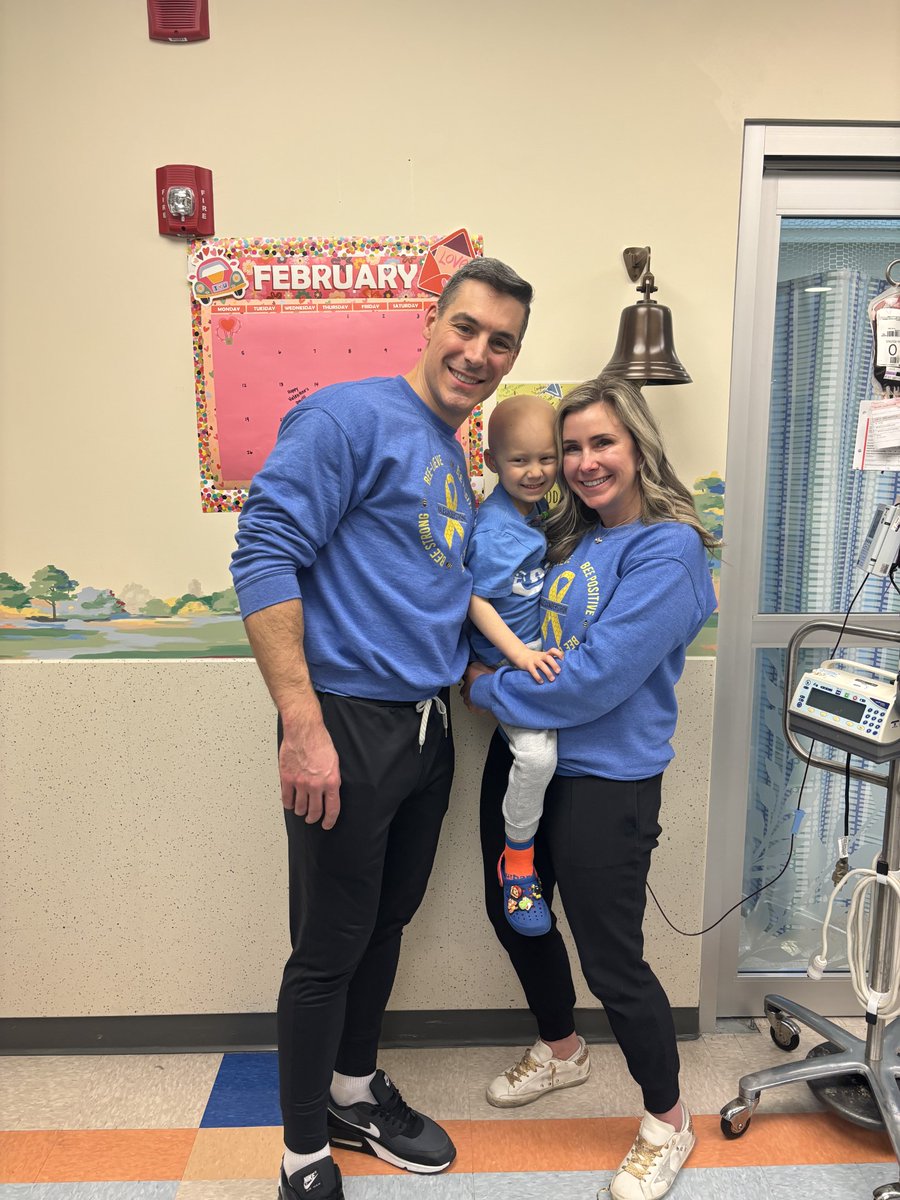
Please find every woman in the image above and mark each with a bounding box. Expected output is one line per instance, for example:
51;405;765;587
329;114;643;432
464;376;718;1200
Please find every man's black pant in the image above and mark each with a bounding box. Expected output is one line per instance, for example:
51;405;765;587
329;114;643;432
278;691;453;1153
480;730;681;1115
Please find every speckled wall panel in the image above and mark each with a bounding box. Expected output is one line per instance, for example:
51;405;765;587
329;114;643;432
0;659;714;1017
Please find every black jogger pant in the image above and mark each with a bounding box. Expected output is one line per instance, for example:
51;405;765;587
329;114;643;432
277;691;454;1153
480;729;681;1115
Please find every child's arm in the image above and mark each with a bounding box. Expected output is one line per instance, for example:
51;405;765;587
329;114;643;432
468;594;562;683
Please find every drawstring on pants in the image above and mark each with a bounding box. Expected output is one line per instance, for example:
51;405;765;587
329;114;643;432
415;695;448;751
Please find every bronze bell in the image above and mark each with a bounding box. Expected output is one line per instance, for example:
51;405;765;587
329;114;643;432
602;249;691;386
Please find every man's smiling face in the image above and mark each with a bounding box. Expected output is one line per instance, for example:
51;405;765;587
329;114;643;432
409;280;525;429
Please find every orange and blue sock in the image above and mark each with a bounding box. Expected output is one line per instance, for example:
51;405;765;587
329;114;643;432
500;836;535;880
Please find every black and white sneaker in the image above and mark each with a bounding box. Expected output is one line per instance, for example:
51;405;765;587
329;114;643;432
326;1069;455;1174
278;1154;344;1199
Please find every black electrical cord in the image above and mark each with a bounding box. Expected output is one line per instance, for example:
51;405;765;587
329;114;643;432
648;571;872;937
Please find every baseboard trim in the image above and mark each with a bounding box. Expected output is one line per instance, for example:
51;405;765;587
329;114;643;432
0;1007;699;1054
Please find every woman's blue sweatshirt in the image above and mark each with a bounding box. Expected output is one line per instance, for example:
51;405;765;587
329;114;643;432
230;375;476;701
469;520;717;778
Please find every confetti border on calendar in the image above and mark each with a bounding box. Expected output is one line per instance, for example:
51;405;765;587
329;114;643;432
189;234;484;513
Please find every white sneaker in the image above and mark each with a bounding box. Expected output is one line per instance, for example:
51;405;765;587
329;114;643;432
606;1108;695;1199
485;1037;591;1107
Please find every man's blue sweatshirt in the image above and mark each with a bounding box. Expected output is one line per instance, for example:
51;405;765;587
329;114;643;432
230;375;476;701
469;520;717;778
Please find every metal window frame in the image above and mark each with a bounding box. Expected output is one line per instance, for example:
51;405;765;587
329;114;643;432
700;122;900;1030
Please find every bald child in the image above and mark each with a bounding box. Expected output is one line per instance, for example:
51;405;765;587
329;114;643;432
466;394;562;937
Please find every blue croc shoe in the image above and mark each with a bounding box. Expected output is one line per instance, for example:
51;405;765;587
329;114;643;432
498;852;551;936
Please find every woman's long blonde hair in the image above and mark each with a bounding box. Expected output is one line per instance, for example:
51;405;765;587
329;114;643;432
544;376;720;563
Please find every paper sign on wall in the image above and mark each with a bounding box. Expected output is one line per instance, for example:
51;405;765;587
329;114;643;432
189;233;482;513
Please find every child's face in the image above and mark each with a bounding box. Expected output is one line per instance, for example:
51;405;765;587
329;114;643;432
487;416;558;515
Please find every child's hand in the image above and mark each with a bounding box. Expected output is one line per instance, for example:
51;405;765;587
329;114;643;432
512;646;563;683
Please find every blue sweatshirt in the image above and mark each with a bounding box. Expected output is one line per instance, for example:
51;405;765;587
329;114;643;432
469;520;717;778
230;375;475;701
467;485;548;666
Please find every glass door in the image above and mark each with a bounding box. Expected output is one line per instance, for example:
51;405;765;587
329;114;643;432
707;132;900;1020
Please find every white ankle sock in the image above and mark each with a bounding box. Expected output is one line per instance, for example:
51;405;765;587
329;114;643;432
283;1144;329;1178
330;1069;376;1106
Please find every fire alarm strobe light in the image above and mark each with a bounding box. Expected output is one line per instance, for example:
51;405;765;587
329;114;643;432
147;0;209;42
156;165;214;237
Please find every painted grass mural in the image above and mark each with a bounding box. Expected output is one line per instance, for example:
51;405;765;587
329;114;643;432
0;568;247;660
1;475;722;661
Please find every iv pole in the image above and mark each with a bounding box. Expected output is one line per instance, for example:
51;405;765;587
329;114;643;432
720;620;900;1200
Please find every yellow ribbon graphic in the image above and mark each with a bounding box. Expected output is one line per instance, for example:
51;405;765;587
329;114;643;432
441;474;465;550
541;571;575;646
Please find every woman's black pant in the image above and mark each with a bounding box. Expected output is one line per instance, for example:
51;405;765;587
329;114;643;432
278;692;453;1153
480;729;680;1114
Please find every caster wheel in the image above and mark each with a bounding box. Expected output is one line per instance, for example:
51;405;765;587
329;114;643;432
769;1020;801;1052
719;1100;752;1138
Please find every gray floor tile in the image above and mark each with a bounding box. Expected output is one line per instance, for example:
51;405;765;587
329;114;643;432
176;1183;277;1200
857;1160;900;1190
376;1047;470;1121
761;1162;879;1198
342;1176;475;1199
473;1172;599;1199
0;1056;99;1130
666;1166;770;1198
78;1053;223;1129
28;1187;180;1200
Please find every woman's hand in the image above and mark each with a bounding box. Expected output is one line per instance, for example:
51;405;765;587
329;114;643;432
461;660;497;712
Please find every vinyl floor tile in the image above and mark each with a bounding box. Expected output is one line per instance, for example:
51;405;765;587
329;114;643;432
858;1160;900;1192
761;1161;880;1198
175;1182;277;1200
469;1116;625;1172
200;1055;279;1129
338;1176;475;1199
1;1059;99;1131
35;1131;197;1183
182;1128;282;1181
28;1186;180;1199
473;1171;600;1199
80;1056;223;1130
0;1132;59;1184
376;1047;471;1121
3;1036;898;1198
689;1111;893;1166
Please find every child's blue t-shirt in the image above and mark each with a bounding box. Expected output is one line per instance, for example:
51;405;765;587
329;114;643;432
466;485;548;666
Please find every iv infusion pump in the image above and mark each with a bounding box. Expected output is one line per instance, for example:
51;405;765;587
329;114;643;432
789;659;900;762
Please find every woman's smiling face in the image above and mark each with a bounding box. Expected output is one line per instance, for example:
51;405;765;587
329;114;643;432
561;401;643;527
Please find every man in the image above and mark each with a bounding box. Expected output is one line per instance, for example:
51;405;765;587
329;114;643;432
230;257;533;1200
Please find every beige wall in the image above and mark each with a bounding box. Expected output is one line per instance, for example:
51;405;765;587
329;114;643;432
1;1;898;1025
0;660;713;1016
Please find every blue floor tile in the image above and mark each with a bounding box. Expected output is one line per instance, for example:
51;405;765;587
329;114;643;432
200;1051;280;1128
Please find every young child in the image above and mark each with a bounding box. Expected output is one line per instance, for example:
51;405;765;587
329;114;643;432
466;394;561;937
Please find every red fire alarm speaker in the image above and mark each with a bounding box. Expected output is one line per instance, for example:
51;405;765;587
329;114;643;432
147;0;209;42
156;165;214;237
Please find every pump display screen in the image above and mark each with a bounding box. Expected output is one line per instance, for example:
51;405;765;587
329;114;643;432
807;687;866;723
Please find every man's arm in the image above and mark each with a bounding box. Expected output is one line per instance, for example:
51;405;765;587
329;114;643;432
468;594;562;683
244;599;341;829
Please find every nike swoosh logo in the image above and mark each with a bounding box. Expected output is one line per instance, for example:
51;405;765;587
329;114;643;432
328;1110;379;1138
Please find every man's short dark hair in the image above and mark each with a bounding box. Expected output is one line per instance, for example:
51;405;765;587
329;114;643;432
436;257;533;345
